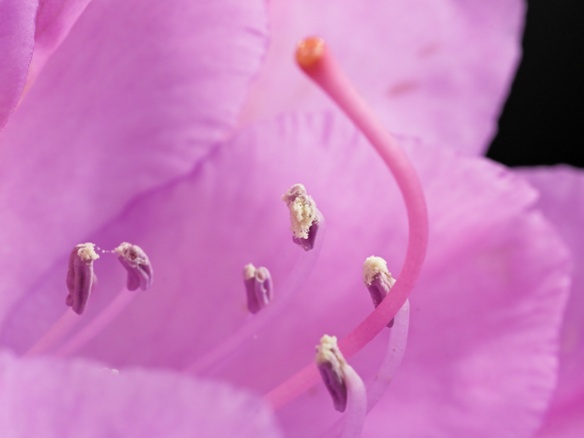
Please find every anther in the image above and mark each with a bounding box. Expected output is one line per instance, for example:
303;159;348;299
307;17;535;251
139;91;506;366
316;335;348;412
363;256;396;327
243;264;273;314
114;242;153;291
282;183;322;251
66;242;99;315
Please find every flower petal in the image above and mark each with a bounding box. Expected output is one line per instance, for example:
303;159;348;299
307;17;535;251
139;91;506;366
0;0;36;130
0;351;281;437
0;0;268;320
361;209;570;438
242;0;524;154
515;166;584;438
27;0;93;84
2;113;568;437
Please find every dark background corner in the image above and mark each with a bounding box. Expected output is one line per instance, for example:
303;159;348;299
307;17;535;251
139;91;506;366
487;0;584;168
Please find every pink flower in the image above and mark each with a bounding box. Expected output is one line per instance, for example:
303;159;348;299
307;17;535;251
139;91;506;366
0;1;571;437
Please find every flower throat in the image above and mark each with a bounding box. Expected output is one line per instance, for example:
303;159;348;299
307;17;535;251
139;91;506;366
22;36;429;435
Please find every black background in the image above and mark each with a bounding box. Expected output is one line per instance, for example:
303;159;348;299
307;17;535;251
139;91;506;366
487;0;584;168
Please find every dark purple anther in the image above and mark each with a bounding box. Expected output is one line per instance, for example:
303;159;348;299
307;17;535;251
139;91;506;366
66;243;99;315
114;242;153;291
316;335;348;412
243;264;273;314
282;183;322;251
292;220;321;251
363;256;396;328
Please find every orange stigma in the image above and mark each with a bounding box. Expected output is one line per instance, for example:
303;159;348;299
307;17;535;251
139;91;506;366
296;37;326;69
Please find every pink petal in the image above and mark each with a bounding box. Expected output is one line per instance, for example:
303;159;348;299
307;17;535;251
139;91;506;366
516;166;584;438
361;210;569;438
0;0;36;130
0;351;281;437
0;0;268;321
2;113;569;436
241;0;524;155
27;0;93;84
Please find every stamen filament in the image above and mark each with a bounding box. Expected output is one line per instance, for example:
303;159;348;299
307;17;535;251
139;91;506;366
54;288;136;357
338;364;367;438
324;300;410;435
318;335;368;437
185;221;326;374
365;299;410;410
264;38;428;409
23;309;79;356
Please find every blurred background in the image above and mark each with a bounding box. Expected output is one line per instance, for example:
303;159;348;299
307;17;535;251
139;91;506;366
487;0;583;168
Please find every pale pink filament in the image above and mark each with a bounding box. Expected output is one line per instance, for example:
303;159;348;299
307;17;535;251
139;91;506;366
265;37;428;409
366;299;410;410
324;300;410;435
339;364;367;438
23;309;79;357
54;288;136;357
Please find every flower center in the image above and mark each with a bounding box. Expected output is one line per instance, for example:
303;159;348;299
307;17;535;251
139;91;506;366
21;35;428;434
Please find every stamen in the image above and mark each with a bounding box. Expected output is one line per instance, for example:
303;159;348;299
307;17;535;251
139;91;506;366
185;213;326;374
54;287;136;357
23;309;79;357
55;242;153;357
264;38;428;409
339;365;367;438
24;242;99;356
327;301;411;436
114;242;153;291
364;300;410;411
282;183;322;251
66;242;99;315
243;264;273;314
316;335;348;412
363;256;396;327
316;335;367;438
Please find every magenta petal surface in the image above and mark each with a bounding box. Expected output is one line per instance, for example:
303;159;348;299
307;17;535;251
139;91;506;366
1;113;569;437
0;0;268;320
516;167;584;438
27;0;92;83
0;0;36;130
0;352;280;437
242;0;524;155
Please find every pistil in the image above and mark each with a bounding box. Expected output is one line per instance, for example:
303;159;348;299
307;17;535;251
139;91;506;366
264;37;428;409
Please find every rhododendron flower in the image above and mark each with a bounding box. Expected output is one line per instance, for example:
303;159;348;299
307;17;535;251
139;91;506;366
0;1;572;437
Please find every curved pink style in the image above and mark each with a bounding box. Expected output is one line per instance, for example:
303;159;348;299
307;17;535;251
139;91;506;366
265;37;428;409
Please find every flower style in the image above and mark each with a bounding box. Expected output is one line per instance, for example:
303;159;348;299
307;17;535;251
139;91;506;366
0;1;573;437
